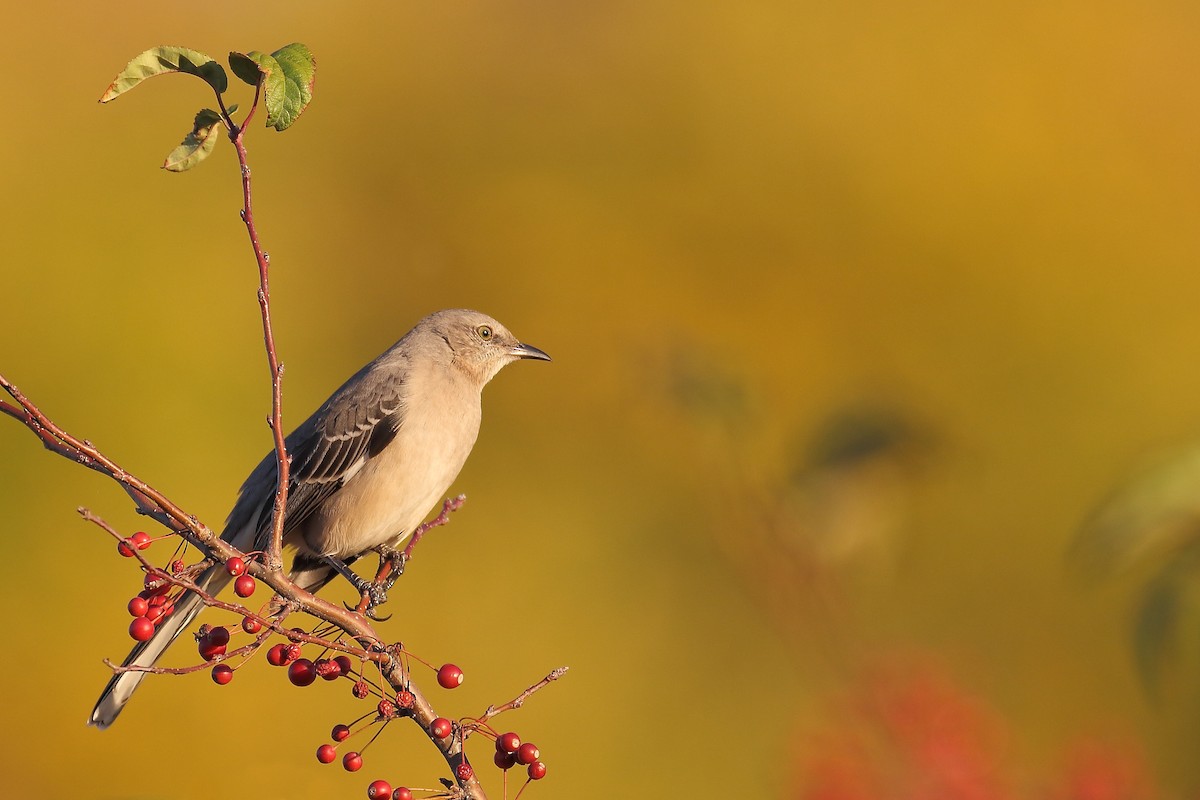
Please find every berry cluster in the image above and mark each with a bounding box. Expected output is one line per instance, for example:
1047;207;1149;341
492;730;547;782
113;529;553;795
120;533;179;643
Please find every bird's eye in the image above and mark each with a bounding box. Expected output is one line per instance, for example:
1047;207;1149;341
477;325;493;340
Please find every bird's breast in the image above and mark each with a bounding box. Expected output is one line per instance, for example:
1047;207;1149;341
302;376;482;559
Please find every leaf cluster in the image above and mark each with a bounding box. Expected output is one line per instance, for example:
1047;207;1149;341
99;44;316;171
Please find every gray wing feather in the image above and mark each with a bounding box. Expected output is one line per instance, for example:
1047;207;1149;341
222;356;408;548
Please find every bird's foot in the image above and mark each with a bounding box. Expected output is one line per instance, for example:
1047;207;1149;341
374;545;408;592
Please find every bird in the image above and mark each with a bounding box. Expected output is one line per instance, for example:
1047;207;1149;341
90;308;551;729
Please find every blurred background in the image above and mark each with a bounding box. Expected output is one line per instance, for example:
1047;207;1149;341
3;1;1200;798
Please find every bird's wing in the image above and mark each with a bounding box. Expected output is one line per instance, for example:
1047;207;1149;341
223;359;408;548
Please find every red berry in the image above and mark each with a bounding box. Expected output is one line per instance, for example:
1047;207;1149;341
266;643;288;666
241;616;262;634
527;761;547;780
331;723;351;742
494;750;517;770
225;556;247;577
316;743;337;764
437;663;464;689
367;780;392;800
377;699;396;719
199;640;227;660
516;743;540;765
288;658;317;686
285;642;303;662
316;658;342;681
145;606;165;623
129;617;154;641
392;789;413;800
207;627;231;647
211;664;234;685
496;731;521;753
127;596;149;617
352;680;370;699
234;574;256;597
169;558;185;573
334;655;354;676
117;539;136;558
132;531;152;551
396;690;414;709
455;761;474;781
430;717;453;739
342;751;363;772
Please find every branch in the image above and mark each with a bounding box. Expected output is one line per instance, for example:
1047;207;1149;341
479;668;570;724
228;80;290;573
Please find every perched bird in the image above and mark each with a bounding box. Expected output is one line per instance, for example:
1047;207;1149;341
90;309;550;728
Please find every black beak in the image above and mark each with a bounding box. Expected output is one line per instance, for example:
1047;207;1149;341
510;342;552;362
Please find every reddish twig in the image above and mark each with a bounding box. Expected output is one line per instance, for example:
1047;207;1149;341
478;667;570;724
404;494;468;561
226;78;290;573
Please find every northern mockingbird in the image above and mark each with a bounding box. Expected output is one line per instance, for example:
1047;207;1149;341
90;308;550;728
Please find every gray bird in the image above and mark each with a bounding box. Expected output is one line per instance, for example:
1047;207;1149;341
90;309;550;729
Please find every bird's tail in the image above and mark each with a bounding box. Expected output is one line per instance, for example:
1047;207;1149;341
88;560;233;729
89;517;260;730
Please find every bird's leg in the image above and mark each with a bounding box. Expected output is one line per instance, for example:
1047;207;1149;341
320;554;376;597
372;543;407;593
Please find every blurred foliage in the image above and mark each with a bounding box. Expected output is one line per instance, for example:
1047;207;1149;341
1076;447;1200;701
3;1;1200;799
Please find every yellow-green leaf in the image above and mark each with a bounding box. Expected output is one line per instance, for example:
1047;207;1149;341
162;109;225;172
100;46;227;103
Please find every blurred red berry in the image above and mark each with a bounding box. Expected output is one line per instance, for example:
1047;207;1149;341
131;531;152;551
334;655;354;676
391;789;413;800
494;750;517;770
527;761;547;780
331;723;351;742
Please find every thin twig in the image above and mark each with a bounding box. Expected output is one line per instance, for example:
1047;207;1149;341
479;667;570;723
228;83;290;573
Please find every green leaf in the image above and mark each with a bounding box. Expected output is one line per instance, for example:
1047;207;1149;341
229;51;286;127
100;46;227;103
161;109;226;172
267;43;316;131
228;50;273;87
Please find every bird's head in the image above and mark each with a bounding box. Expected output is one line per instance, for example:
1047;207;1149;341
424;309;551;385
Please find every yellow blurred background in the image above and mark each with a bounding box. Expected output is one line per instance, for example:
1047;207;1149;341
3;1;1200;797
